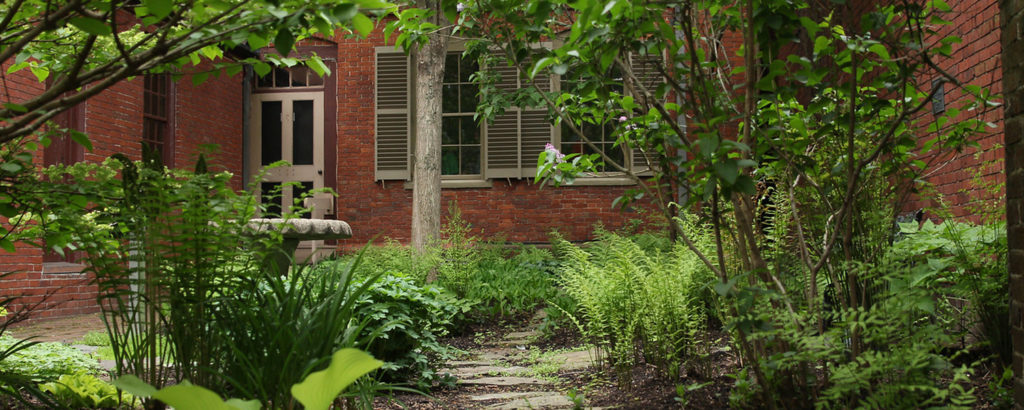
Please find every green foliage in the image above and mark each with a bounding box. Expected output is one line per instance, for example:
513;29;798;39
436;201;480;296
210;255;383;408
345;238;439;283
891;219;1009;365
114;347;382;410
554;226;715;382
79;331;111;347
0;336;99;382
466;246;566;320
353;273;471;390
40;372;136;409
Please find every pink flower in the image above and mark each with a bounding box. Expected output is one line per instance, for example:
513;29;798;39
456;2;466;11
618;116;627;122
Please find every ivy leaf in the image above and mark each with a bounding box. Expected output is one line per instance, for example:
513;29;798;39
713;160;739;185
69;17;112;36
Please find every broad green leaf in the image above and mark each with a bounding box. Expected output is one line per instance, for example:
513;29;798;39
713;160;738;185
352;14;374;37
247;33;268;50
253;62;272;77
291;348;383;410
69;17;112;36
153;384;254;410
112;375;158;398
308;56;330;77
70;130;93;151
868;43;890;60
143;0;173;19
192;72;210;86
29;66;49;82
274;29;295;57
0;239;14;253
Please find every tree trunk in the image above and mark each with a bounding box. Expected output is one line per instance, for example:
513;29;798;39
411;2;450;282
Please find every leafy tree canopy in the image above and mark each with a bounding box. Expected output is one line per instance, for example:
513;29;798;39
0;0;397;145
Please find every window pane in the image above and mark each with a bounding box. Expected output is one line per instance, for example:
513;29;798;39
460;84;478;112
461;146;480;174
442;85;459;113
460;116;479;144
291;66;309;87
257;72;273;88
444;53;459;83
307;71;324;86
261;182;282;217
442;117;459;145
562;123;580;142
607;143;624;167
460;58;478;82
274;67;290;87
292;100;314;165
441;147;460;175
261;101;282;165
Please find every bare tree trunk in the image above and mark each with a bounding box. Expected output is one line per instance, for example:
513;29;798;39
411;1;449;282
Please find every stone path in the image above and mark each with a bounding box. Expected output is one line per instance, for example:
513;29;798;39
433;316;601;409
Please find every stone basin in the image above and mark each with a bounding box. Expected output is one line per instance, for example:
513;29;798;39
248;218;352;275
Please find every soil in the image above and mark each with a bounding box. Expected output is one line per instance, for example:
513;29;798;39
7;312;105;343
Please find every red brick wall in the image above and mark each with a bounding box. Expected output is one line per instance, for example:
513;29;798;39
0;63;243;321
904;0;1005;220
332;27;651;249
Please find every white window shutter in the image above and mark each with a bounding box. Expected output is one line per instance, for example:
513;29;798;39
375;48;411;180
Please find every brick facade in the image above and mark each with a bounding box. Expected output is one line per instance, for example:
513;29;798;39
0;65;243;320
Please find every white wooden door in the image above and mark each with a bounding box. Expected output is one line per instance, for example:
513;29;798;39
250;92;325;218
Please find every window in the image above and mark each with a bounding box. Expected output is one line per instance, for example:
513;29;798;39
372;46;660;182
143;73;173;166
559;66;626;172
256;66;324;89
442;52;481;176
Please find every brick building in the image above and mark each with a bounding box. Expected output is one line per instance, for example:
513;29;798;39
0;3;1009;321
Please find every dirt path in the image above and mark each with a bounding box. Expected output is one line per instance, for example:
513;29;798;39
6;313;105;343
378;313;603;409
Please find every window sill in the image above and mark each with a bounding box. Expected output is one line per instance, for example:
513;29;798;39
562;176;637;186
42;262;86;275
403;179;493;189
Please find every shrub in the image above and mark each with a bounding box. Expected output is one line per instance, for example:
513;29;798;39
554;226;716;382
354;273;472;389
0;336;99;382
464;246;565;320
40;372;135;409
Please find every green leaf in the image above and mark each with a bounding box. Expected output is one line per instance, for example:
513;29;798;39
143;0;173;20
0;238;14;253
112;375;158;398
352;13;374;37
308;56;330;77
152;384;246;410
253;62;272;77
868;43;890;60
29;66;49;82
69;17;112;36
70;130;93;151
274;29;295;57
291;348;383;410
0;163;22;173
247;33;268;50
714;160;738;185
192;72;210;86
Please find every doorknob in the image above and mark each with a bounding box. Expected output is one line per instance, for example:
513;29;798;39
317;169;323;175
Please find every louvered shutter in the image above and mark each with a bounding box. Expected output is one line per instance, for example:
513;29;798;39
375;48;410;180
484;55;554;179
629;52;664;176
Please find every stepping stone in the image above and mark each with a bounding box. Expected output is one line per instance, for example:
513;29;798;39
458;376;552;386
448;360;492;367
504;331;538;340
98;359;117;371
71;344;99;354
487;394;574;409
546;349;598;371
470;391;557;402
488;339;531;348
479;348;521;361
443;365;530;377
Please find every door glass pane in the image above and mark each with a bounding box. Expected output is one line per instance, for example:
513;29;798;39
260;182;282;217
294;181;315;219
293;100;314;165
261;101;282;165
